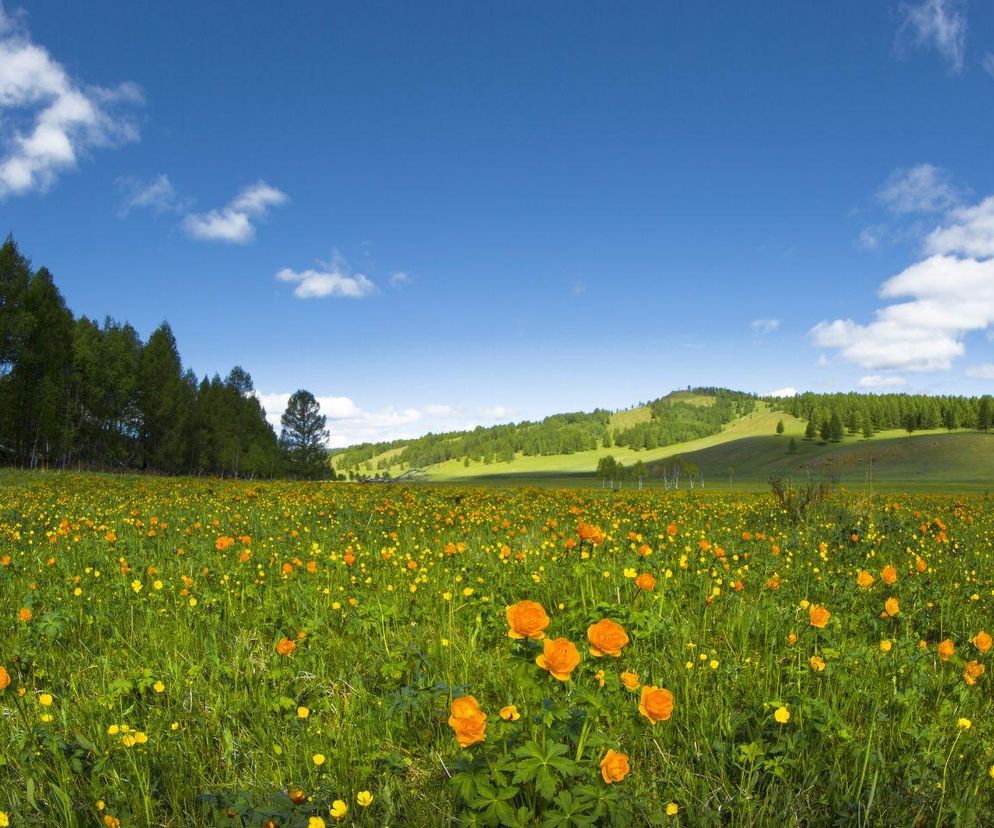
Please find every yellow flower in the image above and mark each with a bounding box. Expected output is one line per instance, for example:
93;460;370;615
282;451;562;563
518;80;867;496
107;724;120;736
809;655;826;672
308;819;326;828
666;802;680;816
329;799;348;821
297;706;310;719
499;705;520;721
357;790;374;807
774;706;790;724
879;639;892;653
153;680;165;693
957;718;971;730
39;692;53;707
312;753;326;766
0;813;7;827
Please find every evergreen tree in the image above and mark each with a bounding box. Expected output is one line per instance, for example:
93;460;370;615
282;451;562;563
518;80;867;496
979;396;993;433
829;411;844;442
787;437;797;454
776;419;784;436
280;389;329;478
804;417;818;441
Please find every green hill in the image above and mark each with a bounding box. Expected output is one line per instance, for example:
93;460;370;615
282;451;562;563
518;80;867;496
335;388;994;491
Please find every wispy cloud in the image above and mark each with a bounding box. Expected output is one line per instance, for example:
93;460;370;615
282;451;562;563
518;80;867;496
117;173;185;216
751;318;780;334
388;271;410;288
925;196;994;259
983;52;994;77
896;0;967;73
965;363;994;380
276;253;377;299
858;374;906;388
0;5;142;198
877;164;961;214
182;180;288;243
257;393;515;448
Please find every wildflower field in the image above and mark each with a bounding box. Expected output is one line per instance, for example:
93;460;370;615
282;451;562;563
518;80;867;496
1;473;993;827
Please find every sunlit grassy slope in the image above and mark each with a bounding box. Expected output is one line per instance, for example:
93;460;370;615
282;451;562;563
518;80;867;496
355;395;994;491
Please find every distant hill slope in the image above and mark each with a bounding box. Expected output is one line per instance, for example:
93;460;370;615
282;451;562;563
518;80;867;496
335;388;994;490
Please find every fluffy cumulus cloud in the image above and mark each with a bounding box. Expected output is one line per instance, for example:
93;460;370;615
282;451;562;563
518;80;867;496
182;181;288;243
767;387;798;398
0;5;142;198
896;0;967;73
751;318;780;334
814;179;994;377
257;393;515;448
276;253;377;299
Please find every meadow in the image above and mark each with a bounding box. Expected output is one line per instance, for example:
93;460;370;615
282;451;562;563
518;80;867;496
1;472;993;826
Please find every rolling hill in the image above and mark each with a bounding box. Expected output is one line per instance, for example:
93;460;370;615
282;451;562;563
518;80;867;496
333;389;994;491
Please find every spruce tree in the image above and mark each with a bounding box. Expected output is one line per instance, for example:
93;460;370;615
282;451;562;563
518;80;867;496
280;389;329;478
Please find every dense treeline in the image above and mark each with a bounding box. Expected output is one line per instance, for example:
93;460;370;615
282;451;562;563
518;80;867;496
336;389;758;474
337;412;611;473
771;392;994;440
0;236;283;476
612;390;756;450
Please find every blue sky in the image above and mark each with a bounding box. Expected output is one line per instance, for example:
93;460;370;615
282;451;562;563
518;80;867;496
2;1;994;445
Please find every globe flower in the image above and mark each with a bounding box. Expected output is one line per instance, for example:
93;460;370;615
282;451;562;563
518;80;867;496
884;597;900;617
448;695;487;747
635;572;656;591
972;630;992;654
638;685;674;723
881;565;897;585
499;705;520;721
856;571;875;589
963;661;985;686
620;671;640;690
599;749;630;784
809;655;825;672
275;637;297;656
536;638;581;681
587;619;629;657
809;605;830;628
0;666;10;691
505;600;549;640
938;639;955;661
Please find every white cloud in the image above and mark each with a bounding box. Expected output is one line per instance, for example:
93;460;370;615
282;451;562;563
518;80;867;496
925;196;994;258
751;318;780;334
965;363;994;380
0;6;142;198
276;255;377;299
182;180;288;243
897;0;967;73
257;393;515;448
767;387;797;398
858;374;906;388
389;270;410;288
877;164;960;214
117;173;184;215
812;254;994;372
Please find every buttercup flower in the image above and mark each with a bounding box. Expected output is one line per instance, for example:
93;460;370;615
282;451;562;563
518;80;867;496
588;618;629;657
505;600;550;640
638;685;674;723
448;695;487;747
599;749;630;784
536;638;580;681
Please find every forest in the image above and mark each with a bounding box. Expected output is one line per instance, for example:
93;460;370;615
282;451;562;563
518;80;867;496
0;236;283;476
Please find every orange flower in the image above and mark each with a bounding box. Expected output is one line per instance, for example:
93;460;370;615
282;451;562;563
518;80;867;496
884;597;900;617
18;607;32;623
963;660;985;686
938;639;955;661
289;788;308;805
620;671;640;690
498;705;520;721
505;600;550;641
275;637;297;656
809;604;830;628
215;536;234;551
535;638;580;681
638;685;674;723
856;571;875;589
577;522;605;544
881;565;897;585
0;666;10;690
972;631;992;654
666;521;678;537
448;695;487;747
915;557;928;573
599;749;630;784
587;619;629;657
635;572;656;591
